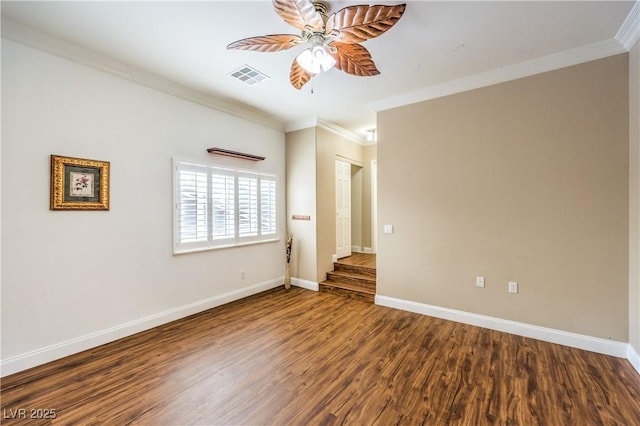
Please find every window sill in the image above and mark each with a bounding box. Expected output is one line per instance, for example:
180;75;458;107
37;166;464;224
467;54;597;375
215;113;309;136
174;238;280;255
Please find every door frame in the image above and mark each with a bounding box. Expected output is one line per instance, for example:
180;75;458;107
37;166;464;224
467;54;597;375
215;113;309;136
371;159;377;254
335;159;352;259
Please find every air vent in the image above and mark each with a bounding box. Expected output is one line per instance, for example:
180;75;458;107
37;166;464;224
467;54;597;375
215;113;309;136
229;65;270;85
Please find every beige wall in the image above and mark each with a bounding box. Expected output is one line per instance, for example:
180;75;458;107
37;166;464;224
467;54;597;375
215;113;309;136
316;127;364;282
362;145;377;250
630;39;640;354
286;126;376;284
378;54;629;340
285;128;317;283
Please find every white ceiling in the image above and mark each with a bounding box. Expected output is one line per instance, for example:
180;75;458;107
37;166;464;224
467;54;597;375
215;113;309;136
1;1;636;139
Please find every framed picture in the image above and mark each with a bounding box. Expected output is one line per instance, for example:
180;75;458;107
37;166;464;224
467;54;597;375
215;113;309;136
50;155;110;210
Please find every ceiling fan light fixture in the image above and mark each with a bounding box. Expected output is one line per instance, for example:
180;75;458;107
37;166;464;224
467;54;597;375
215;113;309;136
296;45;336;74
227;1;406;89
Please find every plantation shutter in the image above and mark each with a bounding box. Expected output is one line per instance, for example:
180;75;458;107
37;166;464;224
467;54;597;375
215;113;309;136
211;168;235;242
238;173;258;238
173;160;278;253
260;176;277;237
176;162;209;251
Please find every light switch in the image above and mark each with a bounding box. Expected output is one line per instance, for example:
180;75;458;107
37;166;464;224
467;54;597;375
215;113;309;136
384;224;393;234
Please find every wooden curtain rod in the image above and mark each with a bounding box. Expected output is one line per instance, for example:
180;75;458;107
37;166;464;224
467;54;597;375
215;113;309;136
207;147;265;161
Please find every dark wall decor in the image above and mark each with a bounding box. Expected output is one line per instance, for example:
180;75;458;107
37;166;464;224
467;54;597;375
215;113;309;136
206;147;265;161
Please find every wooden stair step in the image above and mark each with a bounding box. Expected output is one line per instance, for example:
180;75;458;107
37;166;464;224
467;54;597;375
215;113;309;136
319;280;375;303
333;262;376;278
326;270;376;291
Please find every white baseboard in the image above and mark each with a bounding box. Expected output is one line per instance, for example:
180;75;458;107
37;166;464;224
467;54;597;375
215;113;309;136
5;284;634;377
0;277;283;377
351;246;376;254
375;295;631;360
292;277;319;291
628;344;640;373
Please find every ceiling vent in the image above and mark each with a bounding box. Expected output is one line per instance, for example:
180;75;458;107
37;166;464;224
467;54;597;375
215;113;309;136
229;65;270;85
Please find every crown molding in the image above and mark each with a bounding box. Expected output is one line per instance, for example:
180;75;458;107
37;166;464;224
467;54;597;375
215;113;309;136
285;117;320;133
284;117;369;145
616;1;640;50
1;18;285;132
317;119;368;145
369;38;627;113
371;2;638;113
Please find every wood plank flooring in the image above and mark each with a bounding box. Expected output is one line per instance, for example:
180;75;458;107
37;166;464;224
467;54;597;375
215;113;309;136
337;252;376;269
2;287;639;425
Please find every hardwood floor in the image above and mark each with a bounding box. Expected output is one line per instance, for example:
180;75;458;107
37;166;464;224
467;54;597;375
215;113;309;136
337;252;376;269
2;287;639;425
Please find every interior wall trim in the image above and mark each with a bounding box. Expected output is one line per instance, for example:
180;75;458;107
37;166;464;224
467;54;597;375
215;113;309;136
284;117;319;134
629;344;640;373
0;277;284;378
292;277;319;291
616;1;640;50
317;119;369;145
369;38;627;113
375;295;637;372
0;18;284;132
284;117;369;145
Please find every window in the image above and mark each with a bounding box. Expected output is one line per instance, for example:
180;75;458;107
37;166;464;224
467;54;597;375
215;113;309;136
174;160;278;253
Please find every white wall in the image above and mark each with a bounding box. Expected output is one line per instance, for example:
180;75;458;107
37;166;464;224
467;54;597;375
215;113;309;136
1;39;286;375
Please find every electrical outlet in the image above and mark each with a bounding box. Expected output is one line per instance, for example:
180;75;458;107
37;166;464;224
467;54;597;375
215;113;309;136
476;276;485;288
508;281;518;294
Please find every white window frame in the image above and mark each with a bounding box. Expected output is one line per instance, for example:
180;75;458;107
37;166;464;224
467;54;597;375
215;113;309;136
173;159;279;254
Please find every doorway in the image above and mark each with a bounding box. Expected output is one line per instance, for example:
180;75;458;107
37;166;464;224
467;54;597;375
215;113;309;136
335;159;352;259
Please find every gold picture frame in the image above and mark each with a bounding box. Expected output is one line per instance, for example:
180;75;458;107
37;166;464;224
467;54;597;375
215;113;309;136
50;155;110;210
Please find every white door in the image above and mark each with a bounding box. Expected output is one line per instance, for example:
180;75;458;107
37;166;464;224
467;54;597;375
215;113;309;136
336;160;352;259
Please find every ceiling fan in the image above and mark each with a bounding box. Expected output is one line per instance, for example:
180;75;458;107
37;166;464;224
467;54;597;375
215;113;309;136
227;0;406;90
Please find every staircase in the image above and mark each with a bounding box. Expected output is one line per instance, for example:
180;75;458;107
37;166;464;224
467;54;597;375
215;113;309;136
319;254;376;303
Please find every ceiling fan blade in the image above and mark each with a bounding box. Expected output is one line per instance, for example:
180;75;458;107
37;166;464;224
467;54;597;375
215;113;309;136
273;0;324;32
326;4;407;44
290;56;315;89
331;43;380;76
227;34;304;52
